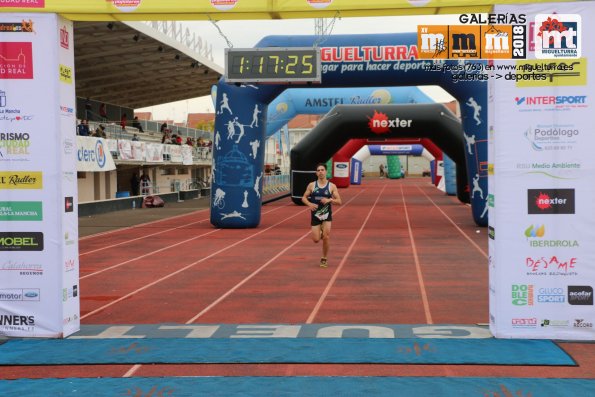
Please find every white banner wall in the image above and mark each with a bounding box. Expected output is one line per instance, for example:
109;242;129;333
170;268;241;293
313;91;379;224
491;2;595;339
0;14;79;337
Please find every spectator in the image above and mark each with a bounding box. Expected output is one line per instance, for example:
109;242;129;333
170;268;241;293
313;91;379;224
130;173;140;196
77;119;89;136
160;122;168;134
99;102;107;122
140;173;151;195
93;124;106;138
176;135;183;145
131;116;144;133
162;131;172;144
131;134;139;141
186;137;193;146
120;113;127;131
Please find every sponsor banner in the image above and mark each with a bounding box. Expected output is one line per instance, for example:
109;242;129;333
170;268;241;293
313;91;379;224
0;131;32;162
0;288;40;301
76;136;116;172
490;2;595;340
0;201;42;221
527;188;574;215
0;232;44;251
1;14;78;338
568;286;593;306
0;171;42;189
333;161;349;178
0;20;35;33
58;64;72;84
0;41;33;79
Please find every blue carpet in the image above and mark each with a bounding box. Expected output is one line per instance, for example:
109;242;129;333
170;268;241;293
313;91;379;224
1;377;593;396
0;338;574;365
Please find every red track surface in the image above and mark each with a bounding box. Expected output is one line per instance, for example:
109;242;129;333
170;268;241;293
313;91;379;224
3;178;594;379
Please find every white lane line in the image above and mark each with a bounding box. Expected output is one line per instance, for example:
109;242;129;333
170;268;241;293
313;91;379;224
401;184;434;325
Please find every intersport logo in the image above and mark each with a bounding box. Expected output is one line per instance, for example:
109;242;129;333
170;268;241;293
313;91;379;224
515;95;586;106
527;188;574;215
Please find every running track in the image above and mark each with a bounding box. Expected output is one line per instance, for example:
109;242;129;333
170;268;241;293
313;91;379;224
3;178;594;380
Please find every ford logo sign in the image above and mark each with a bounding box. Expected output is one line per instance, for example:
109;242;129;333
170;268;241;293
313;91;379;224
337;164;347;169
25;291;39;298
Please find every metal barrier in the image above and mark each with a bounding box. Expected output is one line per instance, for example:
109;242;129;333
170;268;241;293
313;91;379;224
262;174;290;197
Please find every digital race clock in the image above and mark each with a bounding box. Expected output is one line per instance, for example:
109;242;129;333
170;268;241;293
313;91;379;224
224;47;321;84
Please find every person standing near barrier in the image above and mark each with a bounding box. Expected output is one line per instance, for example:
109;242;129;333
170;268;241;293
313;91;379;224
302;163;342;268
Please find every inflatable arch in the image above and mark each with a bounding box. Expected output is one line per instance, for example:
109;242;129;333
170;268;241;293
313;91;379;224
211;33;487;228
332;136;444;189
263;86;447;189
351;143;436;185
265;86;433;138
290;103;467;205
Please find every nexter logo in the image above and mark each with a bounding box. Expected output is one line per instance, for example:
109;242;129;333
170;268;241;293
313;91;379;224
367;111;412;135
535;14;580;59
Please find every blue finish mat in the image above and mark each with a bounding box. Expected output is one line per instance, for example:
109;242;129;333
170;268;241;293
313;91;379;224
1;377;593;396
0;338;574;366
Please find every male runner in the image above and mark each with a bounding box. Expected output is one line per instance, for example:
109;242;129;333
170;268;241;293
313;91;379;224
302;163;342;267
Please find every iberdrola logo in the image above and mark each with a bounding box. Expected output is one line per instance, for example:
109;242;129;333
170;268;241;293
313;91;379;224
525;224;545;238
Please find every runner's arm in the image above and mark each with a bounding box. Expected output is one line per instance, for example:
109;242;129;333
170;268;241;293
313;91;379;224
323;183;342;206
302;183;318;210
